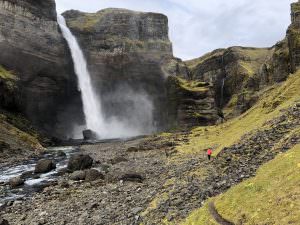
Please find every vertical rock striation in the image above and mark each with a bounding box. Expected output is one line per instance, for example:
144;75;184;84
0;0;84;138
63;9;218;131
288;0;300;72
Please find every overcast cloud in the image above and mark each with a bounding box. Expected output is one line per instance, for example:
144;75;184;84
56;0;297;60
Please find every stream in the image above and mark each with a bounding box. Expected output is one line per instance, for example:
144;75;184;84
0;146;79;208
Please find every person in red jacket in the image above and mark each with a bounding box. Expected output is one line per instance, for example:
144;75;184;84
207;148;212;160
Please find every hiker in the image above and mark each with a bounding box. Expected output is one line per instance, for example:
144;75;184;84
207;148;212;160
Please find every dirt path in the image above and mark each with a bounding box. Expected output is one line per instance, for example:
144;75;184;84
208;201;234;225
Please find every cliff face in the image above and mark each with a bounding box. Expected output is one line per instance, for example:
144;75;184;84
186;44;291;117
0;0;83;138
185;2;300;118
186;47;271;106
63;9;218;131
288;0;300;73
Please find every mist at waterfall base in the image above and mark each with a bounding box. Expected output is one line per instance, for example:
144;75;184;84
71;87;156;139
57;15;156;139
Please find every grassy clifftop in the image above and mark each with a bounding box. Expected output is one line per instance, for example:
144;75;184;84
185;47;271;77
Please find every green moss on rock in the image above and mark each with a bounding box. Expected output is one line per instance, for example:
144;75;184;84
0;65;17;80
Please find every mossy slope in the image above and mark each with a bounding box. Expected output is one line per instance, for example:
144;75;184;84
0;113;43;157
177;70;300;156
183;143;300;225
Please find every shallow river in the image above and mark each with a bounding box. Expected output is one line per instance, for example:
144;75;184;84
0;146;78;207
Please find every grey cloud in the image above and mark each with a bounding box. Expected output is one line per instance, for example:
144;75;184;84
56;0;297;60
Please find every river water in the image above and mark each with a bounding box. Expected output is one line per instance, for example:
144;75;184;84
0;146;78;208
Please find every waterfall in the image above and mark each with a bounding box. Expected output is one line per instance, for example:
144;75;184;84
57;15;105;138
220;78;225;107
220;54;226;107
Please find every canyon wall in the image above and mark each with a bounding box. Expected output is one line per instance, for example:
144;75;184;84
186;40;290;117
0;1;220;137
63;9;219;131
0;0;84;138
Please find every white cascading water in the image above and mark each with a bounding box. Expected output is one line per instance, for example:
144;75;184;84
57;15;106;138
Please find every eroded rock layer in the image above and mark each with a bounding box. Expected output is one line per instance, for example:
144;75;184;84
63;9;218;131
0;0;83;138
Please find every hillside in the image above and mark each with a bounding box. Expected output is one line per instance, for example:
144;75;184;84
145;69;300;224
0;65;44;166
177;69;300;156
177;70;300;225
184;143;300;225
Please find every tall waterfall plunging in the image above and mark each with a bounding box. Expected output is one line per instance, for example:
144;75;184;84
57;15;105;138
57;15;156;139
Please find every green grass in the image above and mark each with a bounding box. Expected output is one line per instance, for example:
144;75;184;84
0;113;43;150
183;143;300;225
177;77;209;92
292;2;300;13
183;201;219;225
177;70;300;156
185;49;226;70
0;65;16;80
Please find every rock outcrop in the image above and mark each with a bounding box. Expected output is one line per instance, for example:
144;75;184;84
67;154;93;172
0;0;83;138
186;44;291;117
9;176;24;188
288;0;300;72
186;47;273;110
166;76;219;128
63;9;216;131
185;2;300;118
35;159;56;174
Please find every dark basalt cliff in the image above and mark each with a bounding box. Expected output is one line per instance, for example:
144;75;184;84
63;9;219;131
184;1;300;118
0;1;219;139
186;40;291;118
288;0;300;73
0;0;83;138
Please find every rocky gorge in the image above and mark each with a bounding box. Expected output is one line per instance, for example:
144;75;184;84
0;0;300;224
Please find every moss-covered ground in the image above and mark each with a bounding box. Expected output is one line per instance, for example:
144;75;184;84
183;143;300;225
178;67;300;224
0;113;43;151
177;70;300;156
177;77;209;92
0;65;16;80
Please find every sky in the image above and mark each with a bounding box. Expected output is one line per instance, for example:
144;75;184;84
56;0;297;60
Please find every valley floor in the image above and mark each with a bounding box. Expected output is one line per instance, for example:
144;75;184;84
1;72;300;224
1;101;299;224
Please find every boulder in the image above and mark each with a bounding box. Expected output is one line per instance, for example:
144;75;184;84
85;169;104;182
9;176;24;188
56;150;67;158
70;171;86;181
111;156;128;164
0;218;9;225
20;171;33;180
127;147;139;153
83;130;98;140
35;159;56;173
0;141;10;152
67;154;93;172
59;180;70;188
120;173;144;183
